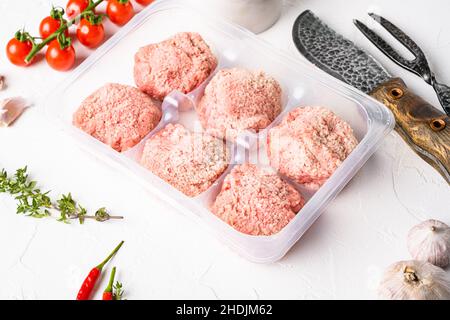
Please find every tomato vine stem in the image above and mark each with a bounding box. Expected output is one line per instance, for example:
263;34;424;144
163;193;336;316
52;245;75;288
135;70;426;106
25;0;104;62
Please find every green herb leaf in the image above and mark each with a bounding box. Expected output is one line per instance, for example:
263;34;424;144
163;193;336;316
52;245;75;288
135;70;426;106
95;207;110;222
113;281;124;300
78;205;87;224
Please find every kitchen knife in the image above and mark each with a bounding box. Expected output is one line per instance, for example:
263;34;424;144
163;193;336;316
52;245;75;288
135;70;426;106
292;10;449;184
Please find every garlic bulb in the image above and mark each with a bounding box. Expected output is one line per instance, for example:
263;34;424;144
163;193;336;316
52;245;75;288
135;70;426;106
0;97;28;127
407;219;450;268
378;260;450;300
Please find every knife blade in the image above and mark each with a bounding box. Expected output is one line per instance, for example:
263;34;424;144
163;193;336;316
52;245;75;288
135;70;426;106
293;10;391;94
292;10;450;184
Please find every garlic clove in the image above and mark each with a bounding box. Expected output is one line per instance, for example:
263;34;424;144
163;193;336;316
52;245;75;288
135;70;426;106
407;219;450;268
378;260;450;300
0;97;28;127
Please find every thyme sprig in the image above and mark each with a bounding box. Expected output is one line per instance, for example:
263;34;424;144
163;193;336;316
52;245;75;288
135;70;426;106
0;166;123;224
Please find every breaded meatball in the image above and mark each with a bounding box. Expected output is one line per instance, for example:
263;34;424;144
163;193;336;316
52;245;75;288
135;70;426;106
140;123;229;197
197;68;282;140
73;83;161;152
134;32;217;100
211;164;304;236
268;106;358;190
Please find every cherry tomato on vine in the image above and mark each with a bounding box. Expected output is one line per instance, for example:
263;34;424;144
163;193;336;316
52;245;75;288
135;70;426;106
135;0;154;5
77;17;105;48
46;39;76;71
40;17;64;40
39;7;68;40
66;0;90;19
107;0;134;26
6;32;34;67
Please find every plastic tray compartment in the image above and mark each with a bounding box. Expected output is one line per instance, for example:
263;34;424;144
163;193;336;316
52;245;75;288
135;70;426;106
44;0;395;263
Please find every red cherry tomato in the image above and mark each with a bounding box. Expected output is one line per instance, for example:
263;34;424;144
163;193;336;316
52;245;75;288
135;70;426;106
46;40;76;71
135;0;154;5
77;18;105;48
66;0;90;19
40;16;62;39
39;16;69;40
39;7;68;40
107;0;134;26
6;37;33;67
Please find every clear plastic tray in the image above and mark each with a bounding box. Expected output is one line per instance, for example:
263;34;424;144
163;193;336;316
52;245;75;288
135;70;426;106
44;0;395;263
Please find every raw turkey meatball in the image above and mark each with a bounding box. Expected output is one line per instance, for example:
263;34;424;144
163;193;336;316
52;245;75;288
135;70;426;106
134;32;218;100
268;106;358;190
140;124;229;197
73;83;161;152
211;164;304;236
196;68;282;140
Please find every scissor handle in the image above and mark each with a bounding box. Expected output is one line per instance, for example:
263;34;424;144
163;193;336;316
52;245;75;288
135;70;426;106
370;78;450;184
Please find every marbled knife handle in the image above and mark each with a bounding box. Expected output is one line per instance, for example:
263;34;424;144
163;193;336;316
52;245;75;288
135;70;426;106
370;78;449;184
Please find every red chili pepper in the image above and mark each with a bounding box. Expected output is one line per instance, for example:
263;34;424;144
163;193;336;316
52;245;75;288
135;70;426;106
102;291;113;300
76;241;124;300
102;266;116;300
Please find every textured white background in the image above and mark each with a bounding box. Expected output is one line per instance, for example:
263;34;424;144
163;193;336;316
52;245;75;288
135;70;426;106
0;0;449;300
